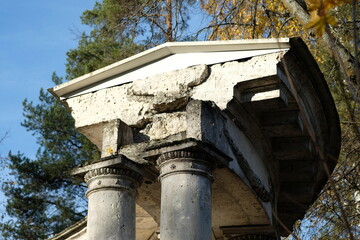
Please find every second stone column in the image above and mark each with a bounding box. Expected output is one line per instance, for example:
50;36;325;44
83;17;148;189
157;150;214;240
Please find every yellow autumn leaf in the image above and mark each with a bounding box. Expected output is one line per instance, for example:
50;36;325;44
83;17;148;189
307;0;321;12
308;0;353;13
326;15;337;25
306;13;337;36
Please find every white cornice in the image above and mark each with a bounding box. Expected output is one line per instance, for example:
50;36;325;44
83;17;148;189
49;38;290;99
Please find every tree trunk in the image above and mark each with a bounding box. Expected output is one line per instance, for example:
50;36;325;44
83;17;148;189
166;0;174;42
280;0;359;103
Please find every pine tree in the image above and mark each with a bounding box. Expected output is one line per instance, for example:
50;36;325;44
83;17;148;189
0;1;196;239
1;74;99;239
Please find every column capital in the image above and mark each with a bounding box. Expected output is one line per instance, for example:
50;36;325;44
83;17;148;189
144;138;232;167
157;150;215;181
84;167;143;184
84;167;143;198
157;150;208;165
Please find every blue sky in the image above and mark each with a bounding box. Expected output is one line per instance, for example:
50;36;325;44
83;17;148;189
0;1;97;158
0;0;97;219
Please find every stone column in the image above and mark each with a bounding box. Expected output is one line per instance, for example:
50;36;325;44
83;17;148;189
84;167;142;240
157;150;214;240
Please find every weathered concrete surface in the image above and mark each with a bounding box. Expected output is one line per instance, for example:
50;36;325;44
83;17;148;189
101;119;133;158
66;64;209;131
191;53;284;109
157;153;213;240
186;100;273;219
140;112;187;140
65;52;284;149
212;168;270;238
85;168;142;240
135;205;159;240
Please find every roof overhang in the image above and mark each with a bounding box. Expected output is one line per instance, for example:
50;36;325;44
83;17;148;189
49;38;290;100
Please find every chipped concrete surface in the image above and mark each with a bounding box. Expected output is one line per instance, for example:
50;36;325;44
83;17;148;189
66;64;209;131
140;112;187;140
101;119;133;158
65;52;284;146
191;52;284;109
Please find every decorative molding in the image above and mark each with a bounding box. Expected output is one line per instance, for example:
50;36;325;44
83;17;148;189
84;167;143;184
157;150;207;165
157;150;214;180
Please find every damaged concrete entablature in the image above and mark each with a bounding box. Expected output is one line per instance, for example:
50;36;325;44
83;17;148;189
67;56;276;218
49;38;341;240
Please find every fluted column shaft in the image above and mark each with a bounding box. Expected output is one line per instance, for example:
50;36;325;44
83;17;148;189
157;151;214;240
85;167;142;240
